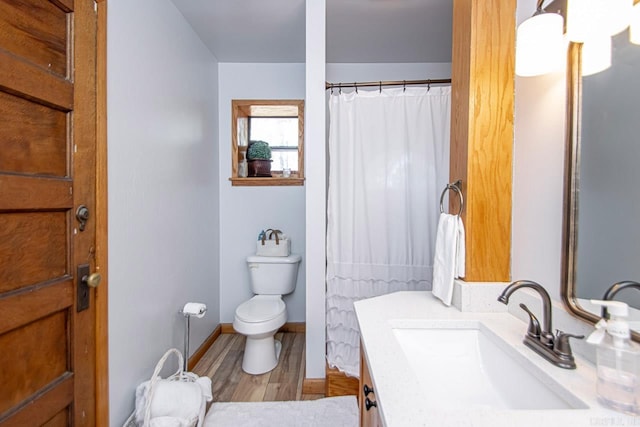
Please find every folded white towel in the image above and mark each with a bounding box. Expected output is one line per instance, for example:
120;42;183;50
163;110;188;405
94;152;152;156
432;213;466;306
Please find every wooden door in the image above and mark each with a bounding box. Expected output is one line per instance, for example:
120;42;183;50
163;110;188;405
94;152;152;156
0;1;100;425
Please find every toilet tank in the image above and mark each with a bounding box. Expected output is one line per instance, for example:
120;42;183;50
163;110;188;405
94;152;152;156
246;254;302;295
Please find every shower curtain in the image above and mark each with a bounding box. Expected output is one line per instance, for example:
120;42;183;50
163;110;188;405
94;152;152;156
326;86;451;376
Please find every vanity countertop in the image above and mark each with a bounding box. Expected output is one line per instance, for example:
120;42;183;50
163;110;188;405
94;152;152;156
354;291;639;427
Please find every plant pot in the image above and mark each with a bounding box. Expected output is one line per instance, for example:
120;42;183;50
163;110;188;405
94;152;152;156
247;159;272;177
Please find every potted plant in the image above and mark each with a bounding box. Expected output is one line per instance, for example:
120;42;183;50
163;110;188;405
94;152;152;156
246;140;272;177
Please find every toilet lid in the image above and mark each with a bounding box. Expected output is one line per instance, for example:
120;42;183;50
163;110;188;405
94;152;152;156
236;296;285;323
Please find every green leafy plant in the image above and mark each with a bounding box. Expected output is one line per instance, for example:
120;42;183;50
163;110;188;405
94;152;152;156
247;140;272;160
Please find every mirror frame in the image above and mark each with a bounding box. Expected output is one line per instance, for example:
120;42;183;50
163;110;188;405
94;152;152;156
560;42;640;342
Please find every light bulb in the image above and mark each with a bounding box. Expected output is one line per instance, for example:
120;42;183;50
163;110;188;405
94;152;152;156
515;12;565;77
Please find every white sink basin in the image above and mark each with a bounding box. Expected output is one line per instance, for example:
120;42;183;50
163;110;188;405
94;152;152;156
391;321;589;411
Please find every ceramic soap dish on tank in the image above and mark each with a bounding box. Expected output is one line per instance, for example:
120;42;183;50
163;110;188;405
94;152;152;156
256;229;291;257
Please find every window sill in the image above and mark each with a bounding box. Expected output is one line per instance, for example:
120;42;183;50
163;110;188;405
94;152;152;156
229;177;305;187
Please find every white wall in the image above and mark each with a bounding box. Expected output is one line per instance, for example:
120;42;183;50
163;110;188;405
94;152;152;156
512;70;567;300
327;63;451;84
218;63;306;323
512;0;567;301
305;0;326;379
107;0;220;423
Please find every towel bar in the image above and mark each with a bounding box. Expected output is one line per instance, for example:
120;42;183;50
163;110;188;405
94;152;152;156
439;180;464;216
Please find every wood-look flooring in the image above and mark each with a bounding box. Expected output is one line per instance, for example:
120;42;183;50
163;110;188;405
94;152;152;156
192;332;324;402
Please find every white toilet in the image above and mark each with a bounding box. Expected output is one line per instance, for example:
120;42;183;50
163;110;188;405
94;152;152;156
233;254;301;375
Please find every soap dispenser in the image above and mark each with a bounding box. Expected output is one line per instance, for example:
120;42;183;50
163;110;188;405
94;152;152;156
587;300;640;415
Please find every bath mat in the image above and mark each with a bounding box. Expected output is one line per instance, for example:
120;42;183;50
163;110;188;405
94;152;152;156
203;395;358;427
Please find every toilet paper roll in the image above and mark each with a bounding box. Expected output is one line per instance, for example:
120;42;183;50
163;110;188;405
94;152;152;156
182;302;207;318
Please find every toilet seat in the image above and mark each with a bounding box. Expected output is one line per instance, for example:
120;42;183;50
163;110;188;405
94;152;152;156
235;295;285;323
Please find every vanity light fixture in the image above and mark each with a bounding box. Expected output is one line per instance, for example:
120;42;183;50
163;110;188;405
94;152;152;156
517;0;638;77
515;0;565;77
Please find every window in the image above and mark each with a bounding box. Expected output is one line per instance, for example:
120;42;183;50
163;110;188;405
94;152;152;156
250;117;298;173
231;99;304;186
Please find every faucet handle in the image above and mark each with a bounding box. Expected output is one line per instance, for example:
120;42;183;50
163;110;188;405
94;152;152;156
554;330;585;358
519;303;541;339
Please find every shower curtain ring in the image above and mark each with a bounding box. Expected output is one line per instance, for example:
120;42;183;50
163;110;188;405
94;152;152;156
339;83;342;94
354;82;358;94
403;80;406;92
379;81;382;93
427;79;431;92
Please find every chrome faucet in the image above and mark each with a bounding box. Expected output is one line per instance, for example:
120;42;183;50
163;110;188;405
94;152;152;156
602;280;640;319
498;280;583;369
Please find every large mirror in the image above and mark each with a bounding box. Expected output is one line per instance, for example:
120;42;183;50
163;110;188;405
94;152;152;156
562;28;640;341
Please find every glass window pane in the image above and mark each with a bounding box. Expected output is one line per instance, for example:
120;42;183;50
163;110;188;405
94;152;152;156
271;149;298;172
250;117;298;147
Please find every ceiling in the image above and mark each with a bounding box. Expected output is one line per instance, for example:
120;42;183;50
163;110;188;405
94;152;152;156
170;0;453;63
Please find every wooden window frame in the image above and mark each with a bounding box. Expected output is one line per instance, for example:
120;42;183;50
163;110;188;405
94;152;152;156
230;99;305;186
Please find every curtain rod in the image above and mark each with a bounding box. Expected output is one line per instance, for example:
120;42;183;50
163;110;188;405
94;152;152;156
325;78;451;91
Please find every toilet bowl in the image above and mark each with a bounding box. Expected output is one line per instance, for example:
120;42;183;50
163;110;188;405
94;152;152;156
233;295;287;374
233;254;301;375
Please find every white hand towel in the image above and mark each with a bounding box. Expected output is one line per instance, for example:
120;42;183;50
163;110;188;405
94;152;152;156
432;213;464;306
456;216;466;279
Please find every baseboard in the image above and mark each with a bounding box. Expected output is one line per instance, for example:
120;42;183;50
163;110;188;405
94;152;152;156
187;324;221;371
326;364;359;396
302;378;326;395
221;323;235;334
279;322;305;333
220;322;305;334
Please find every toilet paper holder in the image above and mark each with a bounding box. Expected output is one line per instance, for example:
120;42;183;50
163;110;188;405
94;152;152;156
180;302;207;371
